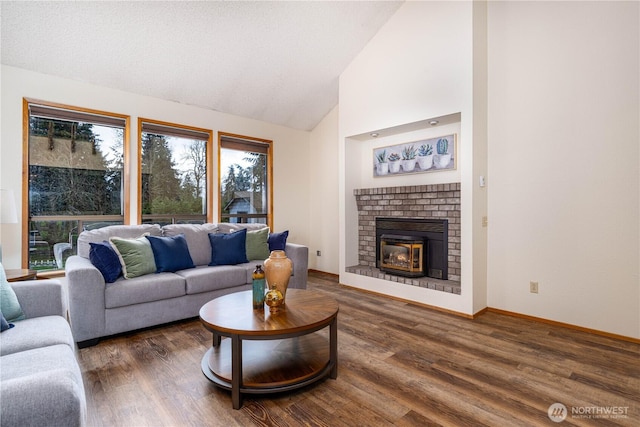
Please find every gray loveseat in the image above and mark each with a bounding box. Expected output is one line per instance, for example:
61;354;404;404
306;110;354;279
0;278;87;426
65;223;308;347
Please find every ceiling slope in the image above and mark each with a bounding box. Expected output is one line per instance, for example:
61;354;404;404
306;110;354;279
1;1;403;131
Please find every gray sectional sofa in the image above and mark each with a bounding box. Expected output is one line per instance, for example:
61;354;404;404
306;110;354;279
0;278;87;427
65;223;308;347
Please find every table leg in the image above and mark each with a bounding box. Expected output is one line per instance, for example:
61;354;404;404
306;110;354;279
330;316;338;379
212;333;221;347
231;335;243;409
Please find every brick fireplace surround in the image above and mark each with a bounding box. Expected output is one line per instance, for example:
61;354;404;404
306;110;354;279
347;183;461;295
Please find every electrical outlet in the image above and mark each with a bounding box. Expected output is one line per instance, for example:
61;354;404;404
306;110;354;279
482;216;488;227
530;281;539;294
316;250;321;256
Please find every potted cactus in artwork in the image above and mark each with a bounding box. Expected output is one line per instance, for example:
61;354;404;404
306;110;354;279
401;145;417;172
375;149;389;175
388;152;401;173
434;137;452;169
417;143;433;170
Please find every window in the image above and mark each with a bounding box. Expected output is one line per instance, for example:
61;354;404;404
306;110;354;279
24;99;129;271
139;119;212;225
219;133;272;227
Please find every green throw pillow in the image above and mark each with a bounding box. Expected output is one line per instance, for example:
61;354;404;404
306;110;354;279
246;227;270;261
0;262;25;322
109;235;157;279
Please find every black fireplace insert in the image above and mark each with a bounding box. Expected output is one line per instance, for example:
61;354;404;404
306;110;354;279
375;217;448;280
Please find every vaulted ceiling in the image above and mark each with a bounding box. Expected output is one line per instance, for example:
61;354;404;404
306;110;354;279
1;1;403;131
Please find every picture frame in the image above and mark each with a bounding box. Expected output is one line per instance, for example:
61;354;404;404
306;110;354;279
373;133;457;177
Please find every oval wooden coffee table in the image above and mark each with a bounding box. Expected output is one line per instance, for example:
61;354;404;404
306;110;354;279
199;289;339;409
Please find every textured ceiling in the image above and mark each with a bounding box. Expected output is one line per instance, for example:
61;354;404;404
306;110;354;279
1;1;403;131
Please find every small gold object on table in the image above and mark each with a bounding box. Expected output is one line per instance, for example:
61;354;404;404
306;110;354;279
264;284;284;313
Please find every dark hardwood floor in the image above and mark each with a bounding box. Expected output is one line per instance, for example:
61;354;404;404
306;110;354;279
78;272;639;426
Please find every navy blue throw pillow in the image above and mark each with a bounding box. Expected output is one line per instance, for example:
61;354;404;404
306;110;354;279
268;230;289;251
1;311;14;332
208;228;249;266
146;234;195;273
89;241;123;283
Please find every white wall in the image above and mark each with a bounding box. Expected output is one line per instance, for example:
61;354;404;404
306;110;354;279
338;1;483;316
337;0;639;338
308;106;339;274
487;1;639;338
0;65;311;268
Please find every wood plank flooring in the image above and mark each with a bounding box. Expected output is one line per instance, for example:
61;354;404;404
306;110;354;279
77;272;639;426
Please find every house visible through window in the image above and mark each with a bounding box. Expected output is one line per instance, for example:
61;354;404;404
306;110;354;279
25;100;128;271
219;133;272;227
139;119;212;225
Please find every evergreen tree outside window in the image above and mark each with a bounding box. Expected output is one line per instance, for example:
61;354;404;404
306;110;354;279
219;133;272;227
24;99;129;271
139;119;212;225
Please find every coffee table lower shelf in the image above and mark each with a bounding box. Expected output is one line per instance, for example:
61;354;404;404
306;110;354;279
201;333;334;398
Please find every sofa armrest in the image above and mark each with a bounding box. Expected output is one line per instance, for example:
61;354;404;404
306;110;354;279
285;243;308;290
11;279;65;319
65;255;107;343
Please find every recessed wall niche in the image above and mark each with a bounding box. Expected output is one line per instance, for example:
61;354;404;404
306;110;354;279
343;113;462;295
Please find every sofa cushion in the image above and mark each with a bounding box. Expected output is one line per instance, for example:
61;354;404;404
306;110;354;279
246;227;270;261
77;224;162;258
162;223;219;266
105;273;186;309
146;234;195;273
1;344;86;427
0;264;25;322
110;235;157;279
0;315;74;356
268;230;289;251
177;265;249;294
89;241;122;283
208;229;249;266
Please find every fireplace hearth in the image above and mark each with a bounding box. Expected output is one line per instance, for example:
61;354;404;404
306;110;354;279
350;184;461;294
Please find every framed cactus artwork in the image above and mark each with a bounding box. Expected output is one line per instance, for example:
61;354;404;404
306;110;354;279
373;133;457;177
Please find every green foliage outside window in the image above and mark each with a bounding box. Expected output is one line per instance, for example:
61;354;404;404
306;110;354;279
141;133;207;218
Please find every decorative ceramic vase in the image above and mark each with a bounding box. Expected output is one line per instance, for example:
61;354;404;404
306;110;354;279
265;285;284;314
264;250;293;303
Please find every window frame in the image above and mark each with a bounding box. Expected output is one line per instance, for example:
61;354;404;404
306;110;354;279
138;118;214;224
218;132;273;229
22;98;131;271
